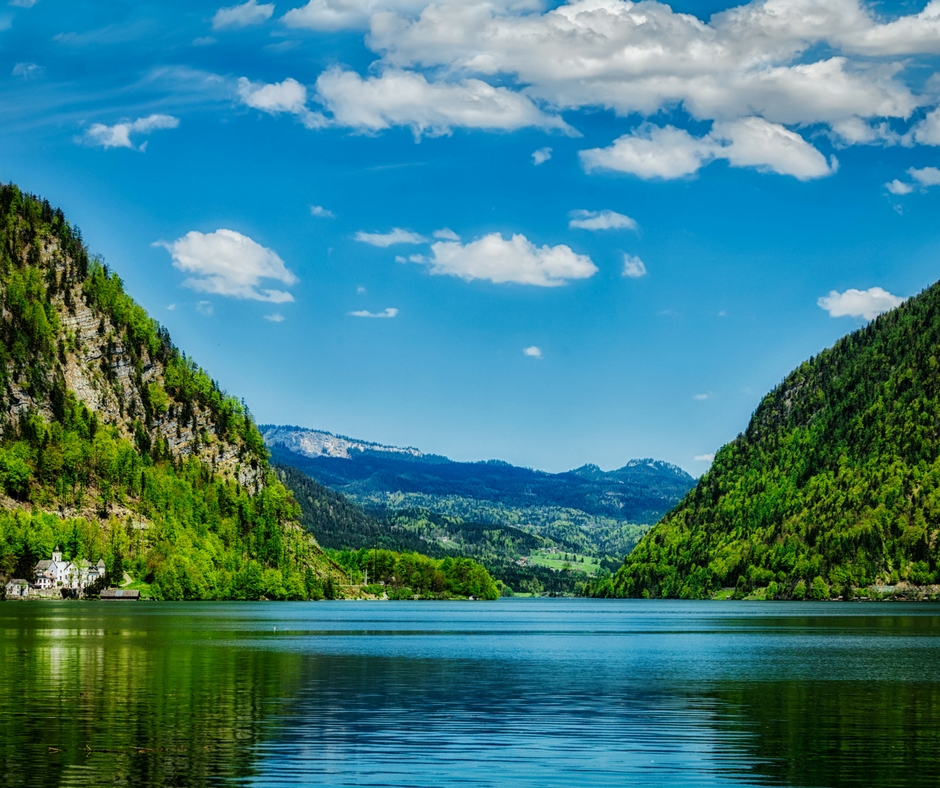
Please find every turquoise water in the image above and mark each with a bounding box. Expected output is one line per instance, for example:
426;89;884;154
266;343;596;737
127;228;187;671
1;599;939;787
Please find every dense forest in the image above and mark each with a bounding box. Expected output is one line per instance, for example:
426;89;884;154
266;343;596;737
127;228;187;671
606;278;940;599
0;184;344;600
276;464;600;595
331;548;499;600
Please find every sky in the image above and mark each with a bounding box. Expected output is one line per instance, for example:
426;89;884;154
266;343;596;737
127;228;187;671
1;0;940;474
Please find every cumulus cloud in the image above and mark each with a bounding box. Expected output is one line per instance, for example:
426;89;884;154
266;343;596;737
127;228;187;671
264;312;286;322
711;117;836;180
694;453;715;462
237;77;327;128
370;0;922;128
910;166;940;187
417;233;596;286
283;0;433;31
885;166;940;195
622;254;647;278
568;209;637;231
433;227;459;240
156;229;298;302
911;108;940;146
580;124;715;179
314;67;573;136
213;0;274;29
886;179;914;195
817;287;905;320
355;227;426;246
85;114;179;150
581;118;835;180
311;204;335;217
523;345;542;358
532;147;552;165
348;307;399;318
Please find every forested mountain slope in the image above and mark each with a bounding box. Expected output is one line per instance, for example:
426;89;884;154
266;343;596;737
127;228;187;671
611;281;940;599
0;184;344;600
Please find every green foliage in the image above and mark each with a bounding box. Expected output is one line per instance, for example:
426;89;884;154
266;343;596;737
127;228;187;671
331;547;499;600
609;282;940;598
0;184;341;599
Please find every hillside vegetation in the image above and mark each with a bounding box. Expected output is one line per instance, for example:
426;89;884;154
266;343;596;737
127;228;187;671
275;464;592;595
608;281;940;599
0;184;345;599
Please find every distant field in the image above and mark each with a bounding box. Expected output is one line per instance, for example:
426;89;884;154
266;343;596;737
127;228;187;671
526;549;601;577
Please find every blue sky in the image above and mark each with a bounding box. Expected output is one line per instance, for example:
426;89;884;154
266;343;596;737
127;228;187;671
2;0;940;473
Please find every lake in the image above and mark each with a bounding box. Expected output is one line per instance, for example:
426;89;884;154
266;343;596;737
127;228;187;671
1;599;939;787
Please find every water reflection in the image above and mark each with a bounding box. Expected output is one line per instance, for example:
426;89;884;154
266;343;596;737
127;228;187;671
1;601;938;787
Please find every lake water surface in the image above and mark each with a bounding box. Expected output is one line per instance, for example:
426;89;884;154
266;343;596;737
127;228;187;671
1;599;939;787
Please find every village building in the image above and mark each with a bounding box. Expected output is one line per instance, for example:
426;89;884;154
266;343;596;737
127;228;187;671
32;548;107;596
4;579;32;598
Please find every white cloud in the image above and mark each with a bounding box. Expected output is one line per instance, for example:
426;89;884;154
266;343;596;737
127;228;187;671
910;166;940;187
622;254;647;278
166;304;177;311
264;312;286;322
370;0;921;131
420;233;596;286
355;227;426;246
711;117;836;180
11;62;43;78
523;345;542;358
817;287;905;320
886;178;914;195
581;118;835;180
237;77;327;129
314;67;573;136
694;392;711;401
694;453;715;462
85;114;179;151
156;229;298;302
283;0;433;31
196;301;214;316
348;307;399;318
213;0;274;29
311;204;335;217
532;147;552;165
581;124;716;180
433;227;459;240
568;209;637;231
8;0;37;6
357;286;367;294
911;108;940;146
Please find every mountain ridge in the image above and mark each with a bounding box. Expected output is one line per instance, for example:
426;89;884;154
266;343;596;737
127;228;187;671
0;184;345;599
607;278;940;600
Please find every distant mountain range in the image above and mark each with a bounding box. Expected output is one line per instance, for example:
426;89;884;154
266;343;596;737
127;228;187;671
262;425;695;525
265;426;697;594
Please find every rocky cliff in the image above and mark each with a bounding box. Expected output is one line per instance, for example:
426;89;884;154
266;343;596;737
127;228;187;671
0;184;343;599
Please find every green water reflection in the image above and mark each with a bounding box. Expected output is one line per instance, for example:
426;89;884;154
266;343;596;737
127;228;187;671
0;600;938;788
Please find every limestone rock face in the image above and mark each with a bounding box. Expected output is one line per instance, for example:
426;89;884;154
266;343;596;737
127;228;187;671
2;237;262;489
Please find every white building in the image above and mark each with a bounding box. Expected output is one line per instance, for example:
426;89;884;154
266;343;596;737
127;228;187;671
33;548;106;594
4;579;32;598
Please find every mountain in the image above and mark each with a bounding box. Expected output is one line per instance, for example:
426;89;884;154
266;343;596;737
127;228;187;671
265;425;696;593
262;425;695;525
0;184;344;600
608;281;940;600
